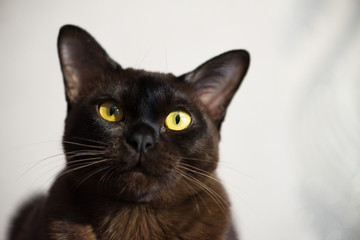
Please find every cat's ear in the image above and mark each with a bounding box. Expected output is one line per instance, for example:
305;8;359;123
57;25;121;104
180;50;250;128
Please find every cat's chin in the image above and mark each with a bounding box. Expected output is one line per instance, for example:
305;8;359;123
110;168;166;203
121;168;150;183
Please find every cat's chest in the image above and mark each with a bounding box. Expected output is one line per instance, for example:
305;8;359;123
96;205;175;240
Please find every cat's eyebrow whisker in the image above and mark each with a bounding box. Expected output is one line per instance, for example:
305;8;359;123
136;46;153;69
62;140;106;149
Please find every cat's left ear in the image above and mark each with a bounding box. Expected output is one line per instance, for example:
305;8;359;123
57;25;121;105
180;50;250;128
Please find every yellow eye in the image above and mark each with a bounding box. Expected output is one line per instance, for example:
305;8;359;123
165;111;191;131
99;101;123;122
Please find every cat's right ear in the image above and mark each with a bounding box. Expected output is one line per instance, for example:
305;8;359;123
57;25;121;106
179;50;250;129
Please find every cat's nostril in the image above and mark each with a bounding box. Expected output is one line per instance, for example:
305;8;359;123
128;131;154;153
143;135;154;151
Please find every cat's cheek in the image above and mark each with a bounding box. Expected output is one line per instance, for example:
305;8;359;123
166;126;214;156
94;118;126;135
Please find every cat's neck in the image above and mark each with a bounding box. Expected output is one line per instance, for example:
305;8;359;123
47;172;230;239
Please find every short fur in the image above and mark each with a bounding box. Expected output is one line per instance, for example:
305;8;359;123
9;25;250;240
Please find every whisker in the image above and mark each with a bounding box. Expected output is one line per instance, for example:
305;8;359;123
66;152;105;160
62;140;106;149
98;166;112;191
178;163;254;211
175;169;211;215
72;165;111;190
66;149;106;155
175;168;229;216
21;150;106;191
63;137;107;146
176;168;227;216
170;153;255;179
20;149;105;179
17;153;65;180
33;158;106;192
136;46;153;69
102;168;116;193
58;159;108;179
30;162;65;190
180;168;225;205
119;184;127;195
67;157;104;165
171;154;215;163
178;163;222;185
15;139;64;150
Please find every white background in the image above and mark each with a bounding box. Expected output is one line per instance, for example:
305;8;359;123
1;0;359;239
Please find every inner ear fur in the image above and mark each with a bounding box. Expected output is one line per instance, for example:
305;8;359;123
57;25;120;104
180;50;250;128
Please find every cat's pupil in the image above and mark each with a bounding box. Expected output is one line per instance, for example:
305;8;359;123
109;105;117;116
175;114;181;124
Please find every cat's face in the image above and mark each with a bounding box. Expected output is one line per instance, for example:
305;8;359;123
63;69;219;202
58;25;249;202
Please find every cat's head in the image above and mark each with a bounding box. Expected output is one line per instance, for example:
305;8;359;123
57;25;249;202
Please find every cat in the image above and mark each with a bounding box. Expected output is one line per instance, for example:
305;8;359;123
9;25;250;240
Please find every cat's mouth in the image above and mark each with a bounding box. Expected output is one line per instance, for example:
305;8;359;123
112;164;164;202
112;154;164;182
124;162;148;177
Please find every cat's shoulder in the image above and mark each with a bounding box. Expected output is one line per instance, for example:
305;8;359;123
8;194;46;239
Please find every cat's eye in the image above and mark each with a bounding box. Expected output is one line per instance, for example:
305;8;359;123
165;111;191;131
99;101;124;122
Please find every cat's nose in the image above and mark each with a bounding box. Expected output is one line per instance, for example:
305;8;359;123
127;126;155;153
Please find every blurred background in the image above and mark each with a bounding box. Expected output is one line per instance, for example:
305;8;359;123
1;0;359;239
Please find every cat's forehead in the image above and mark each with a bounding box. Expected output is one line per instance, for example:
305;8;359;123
105;68;193;102
122;68;176;90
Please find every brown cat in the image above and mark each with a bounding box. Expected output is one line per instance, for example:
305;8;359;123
9;25;249;240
